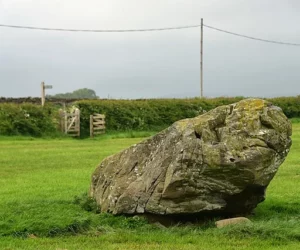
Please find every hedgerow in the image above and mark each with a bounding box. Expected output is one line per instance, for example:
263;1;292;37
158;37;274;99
75;97;243;135
0;103;58;136
1;96;299;137
269;96;300;118
76;96;300;135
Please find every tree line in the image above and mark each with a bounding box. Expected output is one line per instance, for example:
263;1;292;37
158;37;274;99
47;88;98;99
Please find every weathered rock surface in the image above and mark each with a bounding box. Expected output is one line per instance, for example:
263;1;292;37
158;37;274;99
90;99;292;216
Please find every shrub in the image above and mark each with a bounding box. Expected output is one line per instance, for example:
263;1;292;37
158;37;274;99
0;103;58;136
269;96;300;118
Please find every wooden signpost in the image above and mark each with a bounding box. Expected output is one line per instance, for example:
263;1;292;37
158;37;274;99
41;82;53;106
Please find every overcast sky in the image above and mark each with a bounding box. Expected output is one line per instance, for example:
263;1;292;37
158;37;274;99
0;0;300;99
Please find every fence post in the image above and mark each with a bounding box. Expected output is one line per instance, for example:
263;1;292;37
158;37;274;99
90;115;94;138
58;109;64;133
64;111;68;134
75;108;80;137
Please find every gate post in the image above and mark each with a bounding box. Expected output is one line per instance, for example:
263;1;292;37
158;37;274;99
58;109;65;133
75;108;80;137
90;115;94;138
64;110;68;134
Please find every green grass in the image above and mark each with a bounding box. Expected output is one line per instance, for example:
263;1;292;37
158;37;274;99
291;117;300;123
0;125;300;249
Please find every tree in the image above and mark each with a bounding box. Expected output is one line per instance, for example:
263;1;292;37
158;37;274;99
48;88;98;99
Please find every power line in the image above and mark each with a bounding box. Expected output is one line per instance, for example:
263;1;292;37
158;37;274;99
0;23;201;32
203;24;300;46
0;22;300;46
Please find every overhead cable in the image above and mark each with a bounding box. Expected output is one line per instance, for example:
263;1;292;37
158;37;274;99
0;22;300;46
0;24;201;32
203;24;300;46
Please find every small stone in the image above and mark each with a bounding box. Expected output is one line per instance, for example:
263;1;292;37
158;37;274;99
28;234;37;239
215;217;251;228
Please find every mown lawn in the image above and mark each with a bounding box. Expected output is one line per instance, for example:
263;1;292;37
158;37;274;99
0;126;299;250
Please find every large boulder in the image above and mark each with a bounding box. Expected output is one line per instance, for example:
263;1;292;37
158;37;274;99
90;99;292;216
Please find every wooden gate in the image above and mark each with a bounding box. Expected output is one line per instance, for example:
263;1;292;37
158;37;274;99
59;108;80;137
90;114;105;138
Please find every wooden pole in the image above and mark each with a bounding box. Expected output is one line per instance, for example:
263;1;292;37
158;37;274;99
200;18;203;98
78;109;81;137
41;82;45;106
90;115;94;138
75;108;80;137
58;109;64;133
64;111;68;134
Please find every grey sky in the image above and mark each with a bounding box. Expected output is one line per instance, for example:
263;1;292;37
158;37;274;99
0;0;299;98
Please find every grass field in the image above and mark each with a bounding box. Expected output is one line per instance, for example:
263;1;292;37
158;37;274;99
0;126;299;250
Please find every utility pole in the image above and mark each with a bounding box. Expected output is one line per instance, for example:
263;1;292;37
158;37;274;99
200;18;203;98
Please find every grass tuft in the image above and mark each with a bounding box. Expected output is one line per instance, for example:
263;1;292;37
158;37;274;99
73;193;101;213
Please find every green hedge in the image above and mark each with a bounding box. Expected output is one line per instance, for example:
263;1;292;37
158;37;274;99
76;96;300;135
0;103;58;136
269;96;300;118
75;97;243;135
1;96;299;137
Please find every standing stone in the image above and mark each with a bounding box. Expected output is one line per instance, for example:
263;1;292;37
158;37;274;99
90;99;292;216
